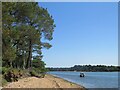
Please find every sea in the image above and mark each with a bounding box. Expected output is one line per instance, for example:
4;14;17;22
48;71;119;89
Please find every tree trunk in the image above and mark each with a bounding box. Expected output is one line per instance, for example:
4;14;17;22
23;51;26;69
15;41;19;69
26;39;32;69
8;61;12;67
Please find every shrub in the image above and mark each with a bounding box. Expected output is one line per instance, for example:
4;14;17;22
4;68;23;82
40;73;46;78
2;67;9;74
0;74;7;86
31;67;47;78
22;69;31;77
29;70;38;77
2;77;8;86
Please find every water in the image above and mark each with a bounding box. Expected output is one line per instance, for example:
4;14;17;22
48;71;118;88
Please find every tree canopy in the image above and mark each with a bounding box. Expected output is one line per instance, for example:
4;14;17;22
2;2;55;69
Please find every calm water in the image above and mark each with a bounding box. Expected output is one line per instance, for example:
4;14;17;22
48;71;119;88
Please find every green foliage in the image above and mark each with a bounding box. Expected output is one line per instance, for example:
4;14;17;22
48;65;120;72
0;75;8;86
32;59;47;73
2;67;9;74
4;68;23;82
2;77;7;86
30;59;47;78
29;70;38;77
2;2;55;69
32;59;46;68
2;2;55;84
42;43;52;49
29;69;46;78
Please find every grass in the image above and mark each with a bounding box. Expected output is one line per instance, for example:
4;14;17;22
0;74;8;86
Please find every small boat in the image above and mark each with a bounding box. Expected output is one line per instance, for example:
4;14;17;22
80;73;85;77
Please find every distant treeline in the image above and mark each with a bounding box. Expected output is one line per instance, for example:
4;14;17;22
47;65;120;72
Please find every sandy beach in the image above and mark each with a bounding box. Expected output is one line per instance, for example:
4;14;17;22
3;74;85;89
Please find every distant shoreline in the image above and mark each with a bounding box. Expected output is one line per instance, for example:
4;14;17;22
3;74;85;89
48;71;119;72
47;65;120;72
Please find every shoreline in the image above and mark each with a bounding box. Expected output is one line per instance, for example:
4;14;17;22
48;74;85;88
2;74;85;89
48;71;119;72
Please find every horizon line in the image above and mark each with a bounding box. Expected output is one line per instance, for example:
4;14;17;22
46;64;119;68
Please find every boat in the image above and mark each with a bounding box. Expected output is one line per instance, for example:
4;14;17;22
80;73;85;77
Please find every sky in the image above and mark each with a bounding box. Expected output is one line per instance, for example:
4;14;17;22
38;2;118;67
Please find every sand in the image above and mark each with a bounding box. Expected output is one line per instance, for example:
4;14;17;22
3;74;85;89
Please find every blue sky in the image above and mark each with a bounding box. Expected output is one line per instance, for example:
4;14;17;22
38;2;118;67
